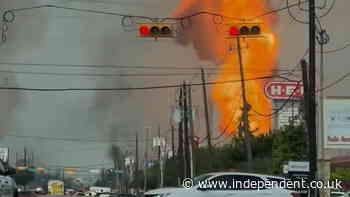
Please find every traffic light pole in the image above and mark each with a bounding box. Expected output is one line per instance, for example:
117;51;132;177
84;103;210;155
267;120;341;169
236;36;253;171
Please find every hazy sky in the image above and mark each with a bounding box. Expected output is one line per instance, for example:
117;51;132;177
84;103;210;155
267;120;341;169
0;0;349;181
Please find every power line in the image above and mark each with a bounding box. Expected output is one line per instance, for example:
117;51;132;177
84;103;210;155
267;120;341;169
2;0;311;24
5;134;152;143
0;62;220;70
321;42;350;54
0;73;291;92
0;62;300;72
0;69;295;78
316;71;350;93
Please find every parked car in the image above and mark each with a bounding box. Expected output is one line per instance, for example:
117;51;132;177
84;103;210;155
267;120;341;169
145;172;301;197
0;160;17;197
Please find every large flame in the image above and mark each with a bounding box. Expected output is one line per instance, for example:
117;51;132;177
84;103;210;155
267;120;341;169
172;0;278;136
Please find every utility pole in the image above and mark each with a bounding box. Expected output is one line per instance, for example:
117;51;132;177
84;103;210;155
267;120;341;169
187;84;195;179
31;151;34;167
157;124;161;187
236;36;253;171
62;167;65;183
201;68;212;151
144;127;150;192
171;124;175;158
308;0;317;194
24;147;27;166
159;133;165;188
177;87;185;181
183;82;191;178
158;125;161;162
135;131;139;195
317;32;330;197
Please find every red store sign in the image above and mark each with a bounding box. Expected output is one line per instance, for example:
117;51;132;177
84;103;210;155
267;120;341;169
264;81;304;100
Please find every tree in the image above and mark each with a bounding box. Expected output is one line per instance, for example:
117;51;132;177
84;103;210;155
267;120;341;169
109;145;125;191
272;125;308;174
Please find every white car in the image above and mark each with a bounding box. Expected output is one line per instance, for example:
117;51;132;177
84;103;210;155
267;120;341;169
144;187;181;197
145;172;301;197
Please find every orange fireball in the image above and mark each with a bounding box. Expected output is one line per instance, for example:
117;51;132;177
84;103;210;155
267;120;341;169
172;0;278;136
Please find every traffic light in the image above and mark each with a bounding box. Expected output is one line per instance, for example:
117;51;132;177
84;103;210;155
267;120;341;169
138;23;175;38
228;23;261;37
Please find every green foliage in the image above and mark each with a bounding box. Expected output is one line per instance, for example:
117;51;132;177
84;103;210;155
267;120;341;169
331;168;350;181
272;125;308;174
129;128;308;189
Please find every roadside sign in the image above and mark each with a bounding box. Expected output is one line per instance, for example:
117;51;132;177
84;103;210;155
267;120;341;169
288;161;309;172
324;98;350;148
264;81;303;100
106;168;124;175
48;180;64;195
89;169;101;174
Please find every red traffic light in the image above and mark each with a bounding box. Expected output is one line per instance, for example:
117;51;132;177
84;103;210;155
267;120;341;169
139;25;150;36
229;24;261;36
229;26;239;36
138;24;174;38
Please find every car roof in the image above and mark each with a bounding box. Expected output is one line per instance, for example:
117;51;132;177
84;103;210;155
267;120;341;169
201;172;278;178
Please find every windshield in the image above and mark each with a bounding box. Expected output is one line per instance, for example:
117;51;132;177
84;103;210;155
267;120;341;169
193;174;214;186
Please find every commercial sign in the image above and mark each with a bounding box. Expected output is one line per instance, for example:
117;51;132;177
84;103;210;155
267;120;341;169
288;161;309;172
278;106;300;129
324;98;350;148
264;82;303;100
0;147;9;162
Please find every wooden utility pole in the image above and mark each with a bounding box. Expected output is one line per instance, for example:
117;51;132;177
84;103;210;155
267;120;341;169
144;127;150;191
187;84;195;178
183;82;191;178
24;147;27;166
135;131;139;194
177;87;185;180
308;0;317;196
171;124;175;158
201;68;212;150
158;125;161;162
236;36;253;171
157;124;161;187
